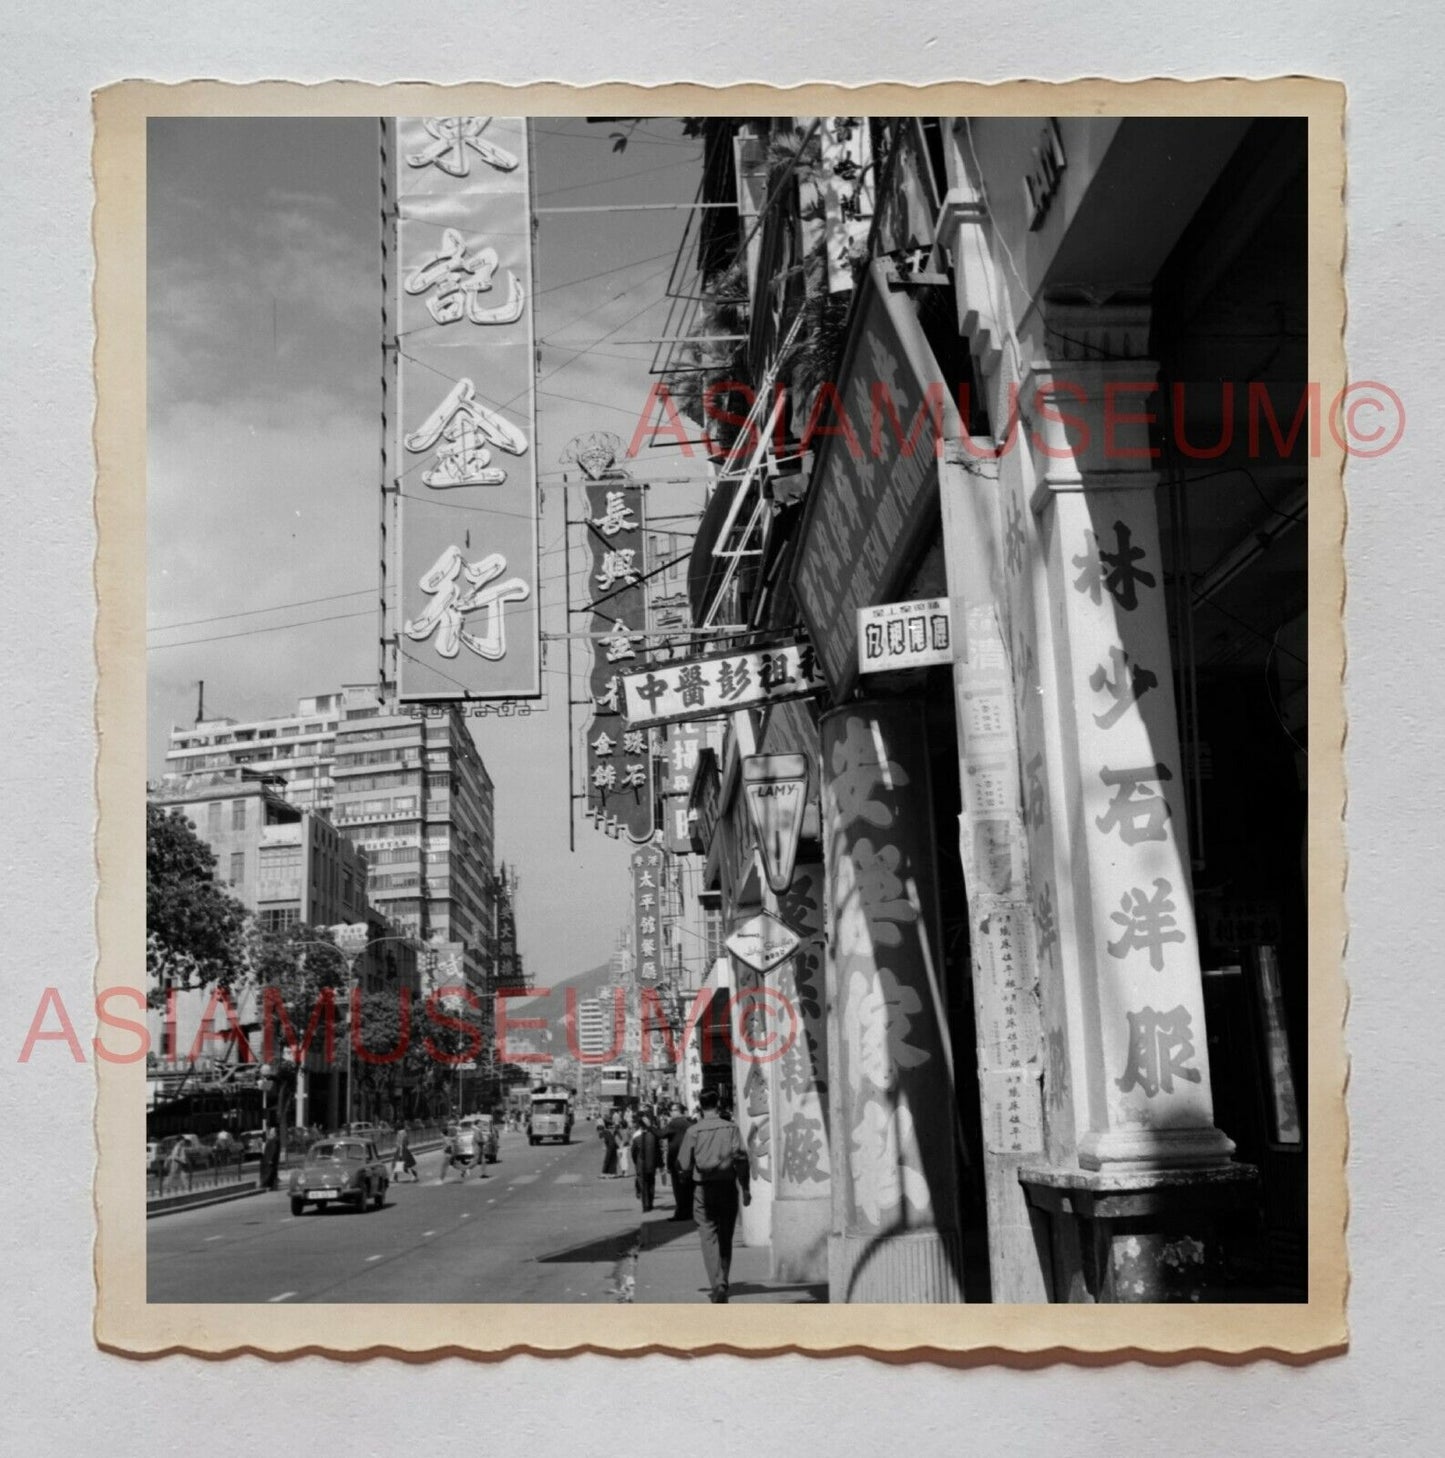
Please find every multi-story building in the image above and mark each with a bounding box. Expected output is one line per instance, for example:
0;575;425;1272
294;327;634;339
161;686;502;999
146;765;417;1129
163;692;343;812
329;685;496;996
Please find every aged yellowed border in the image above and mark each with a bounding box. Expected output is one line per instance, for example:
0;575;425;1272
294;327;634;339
96;77;1347;1359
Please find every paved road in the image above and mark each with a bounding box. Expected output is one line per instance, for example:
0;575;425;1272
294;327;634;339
146;1130;650;1303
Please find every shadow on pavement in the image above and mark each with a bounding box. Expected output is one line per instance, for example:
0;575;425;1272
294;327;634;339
535;1230;639;1265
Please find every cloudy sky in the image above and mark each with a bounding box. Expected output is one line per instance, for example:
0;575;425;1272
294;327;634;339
147;115;712;984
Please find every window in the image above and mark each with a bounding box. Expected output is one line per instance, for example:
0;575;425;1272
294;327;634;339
231;799;246;830
258;908;299;933
229;851;245;885
207;801;222;833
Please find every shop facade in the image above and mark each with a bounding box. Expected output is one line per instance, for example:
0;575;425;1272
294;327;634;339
677;115;1310;1301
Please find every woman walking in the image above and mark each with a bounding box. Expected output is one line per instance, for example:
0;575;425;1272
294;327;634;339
394;1126;420;1183
598;1116;619;1179
615;1111;633;1180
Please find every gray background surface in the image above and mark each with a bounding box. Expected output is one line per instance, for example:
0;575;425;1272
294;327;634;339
1;3;1437;1451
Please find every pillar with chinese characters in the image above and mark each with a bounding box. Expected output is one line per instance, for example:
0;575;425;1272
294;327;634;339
726;945;774;1247
820;701;968;1303
764;862;832;1284
1024;300;1234;1174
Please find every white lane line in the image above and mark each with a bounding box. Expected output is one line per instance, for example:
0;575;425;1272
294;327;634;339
487;1198;496;1204
204;1234;225;1241
510;1174;539;1184
268;1292;297;1303
422;1230;436;1238
461;1212;471;1219
365;1254;384;1262
555;1173;582;1184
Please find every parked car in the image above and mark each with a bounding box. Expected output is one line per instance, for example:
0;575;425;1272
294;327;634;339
288;1139;390;1216
458;1113;500;1163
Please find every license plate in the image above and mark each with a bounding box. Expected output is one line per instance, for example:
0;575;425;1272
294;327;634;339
308;1189;337;1200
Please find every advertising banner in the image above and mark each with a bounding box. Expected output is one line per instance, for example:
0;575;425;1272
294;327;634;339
393;116;540;700
583;474;655;841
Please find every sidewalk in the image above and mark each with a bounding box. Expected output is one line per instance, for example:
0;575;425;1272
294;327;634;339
631;1184;828;1304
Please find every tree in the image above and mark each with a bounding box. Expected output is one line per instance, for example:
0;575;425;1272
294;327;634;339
146;804;249;1006
249;922;349;1134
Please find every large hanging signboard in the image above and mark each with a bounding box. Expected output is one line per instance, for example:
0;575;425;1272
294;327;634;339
392;117;540;701
583;471;655;841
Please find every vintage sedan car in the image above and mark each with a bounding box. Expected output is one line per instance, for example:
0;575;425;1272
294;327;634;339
288;1138;390;1215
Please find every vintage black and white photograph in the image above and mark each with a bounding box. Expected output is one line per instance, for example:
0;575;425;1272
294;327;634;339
107;88;1343;1344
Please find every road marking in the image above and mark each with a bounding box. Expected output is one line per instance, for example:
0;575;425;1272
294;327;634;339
510;1174;538;1184
461;1212;471;1219
422;1230;436;1238
555;1173;582;1184
487;1198;496;1204
366;1254;384;1262
268;1292;297;1303
204;1234;225;1241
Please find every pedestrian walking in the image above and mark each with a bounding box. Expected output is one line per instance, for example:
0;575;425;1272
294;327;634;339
258;1123;281;1191
615;1111;633;1180
393;1126;420;1183
663;1102;696;1221
598;1116;619;1178
676;1087;751;1302
632;1112;661;1212
165;1137;192;1195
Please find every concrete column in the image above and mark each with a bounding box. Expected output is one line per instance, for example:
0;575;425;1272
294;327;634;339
728;946;774;1247
820;700;967;1302
764;861;831;1284
1025;300;1234;1172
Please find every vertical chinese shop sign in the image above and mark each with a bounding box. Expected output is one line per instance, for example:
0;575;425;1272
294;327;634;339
584;475;655;840
393;117;540;701
632;846;666;985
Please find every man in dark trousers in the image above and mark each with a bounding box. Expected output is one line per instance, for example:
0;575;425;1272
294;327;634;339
663;1102;695;1221
676;1087;751;1303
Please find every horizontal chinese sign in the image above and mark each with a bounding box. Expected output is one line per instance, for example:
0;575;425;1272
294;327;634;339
391;116;540;701
858;596;955;674
618;641;827;730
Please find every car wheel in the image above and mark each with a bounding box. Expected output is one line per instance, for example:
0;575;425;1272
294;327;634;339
290;1197;306;1217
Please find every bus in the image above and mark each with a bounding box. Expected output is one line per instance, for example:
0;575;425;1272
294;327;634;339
528;1087;574;1145
598;1064;632;1107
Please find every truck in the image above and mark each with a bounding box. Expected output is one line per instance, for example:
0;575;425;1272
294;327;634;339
528;1087;574;1145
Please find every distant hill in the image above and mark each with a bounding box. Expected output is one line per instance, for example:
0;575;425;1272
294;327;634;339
504;960;616;1047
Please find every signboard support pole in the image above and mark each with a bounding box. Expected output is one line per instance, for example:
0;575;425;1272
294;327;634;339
562;484;576;852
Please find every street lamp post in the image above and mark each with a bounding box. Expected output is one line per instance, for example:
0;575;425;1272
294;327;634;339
330;922;372;1131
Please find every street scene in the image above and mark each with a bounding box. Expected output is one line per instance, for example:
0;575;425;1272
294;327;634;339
146;111;1314;1305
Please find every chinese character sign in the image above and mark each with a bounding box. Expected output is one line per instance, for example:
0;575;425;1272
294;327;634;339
631;845;667;983
584;475;654;841
392;117;539;700
619;640;828;729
